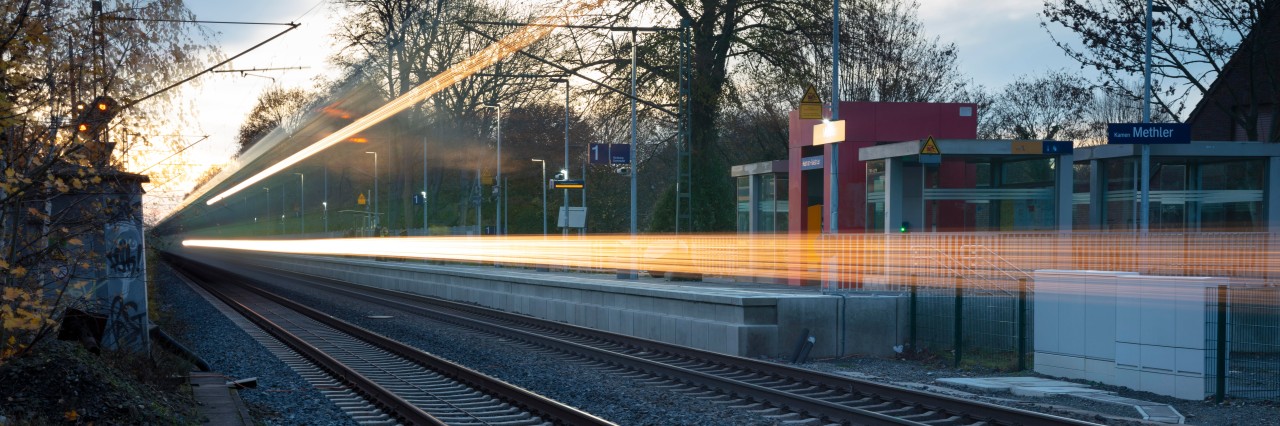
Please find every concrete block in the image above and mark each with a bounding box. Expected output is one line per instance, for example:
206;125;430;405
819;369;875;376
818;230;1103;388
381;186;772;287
1045;352;1087;371
1115;366;1140;390
1141;344;1176;372
1175;348;1205;375
1138;370;1176;396
1035;364;1082;381
1116;342;1141;367
1084;358;1117;384
1174;374;1209;401
842;295;909;357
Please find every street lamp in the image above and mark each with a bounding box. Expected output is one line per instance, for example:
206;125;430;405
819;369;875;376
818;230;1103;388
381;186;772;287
262;187;270;234
830;0;841;235
482;104;503;235
550;77;569;236
365;151;378;230
1141;1;1173;233
293;172;304;234
322;201;328;233
532;159;547;236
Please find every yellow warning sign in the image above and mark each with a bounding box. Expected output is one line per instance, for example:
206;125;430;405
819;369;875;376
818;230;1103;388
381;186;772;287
799;85;823;120
357;193;367;205
920;136;941;155
801;85;821;104
1011;140;1040;154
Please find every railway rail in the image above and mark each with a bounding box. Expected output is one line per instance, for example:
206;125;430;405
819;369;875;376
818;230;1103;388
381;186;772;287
169;251;1100;426
167;253;614;426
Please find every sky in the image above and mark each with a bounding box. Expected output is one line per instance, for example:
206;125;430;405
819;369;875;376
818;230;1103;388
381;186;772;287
153;0;1079;218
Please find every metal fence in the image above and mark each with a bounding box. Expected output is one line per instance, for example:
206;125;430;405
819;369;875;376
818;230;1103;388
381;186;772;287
824;232;1280;381
1209;284;1280;401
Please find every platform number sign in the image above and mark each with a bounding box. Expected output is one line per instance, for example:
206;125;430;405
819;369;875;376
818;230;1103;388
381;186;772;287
590;143;631;165
590;143;609;164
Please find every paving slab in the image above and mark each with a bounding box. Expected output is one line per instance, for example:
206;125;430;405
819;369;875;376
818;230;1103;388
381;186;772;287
935;377;1014;393
936;376;1185;424
1010;386;1112;397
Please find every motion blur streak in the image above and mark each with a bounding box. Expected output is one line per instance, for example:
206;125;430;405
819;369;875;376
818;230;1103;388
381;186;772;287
182;233;1279;305
206;0;608;206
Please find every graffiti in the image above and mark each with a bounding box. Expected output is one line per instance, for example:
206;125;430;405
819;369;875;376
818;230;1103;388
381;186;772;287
101;295;148;351
105;237;141;276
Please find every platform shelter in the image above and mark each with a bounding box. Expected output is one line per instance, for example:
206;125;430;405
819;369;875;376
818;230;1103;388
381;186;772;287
1073;142;1280;232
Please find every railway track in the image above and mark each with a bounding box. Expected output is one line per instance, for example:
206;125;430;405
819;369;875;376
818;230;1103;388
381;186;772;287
170;252;1101;426
167;253;614;426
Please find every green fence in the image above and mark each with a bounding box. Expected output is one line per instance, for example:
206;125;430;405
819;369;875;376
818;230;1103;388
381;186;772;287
1209;284;1280;401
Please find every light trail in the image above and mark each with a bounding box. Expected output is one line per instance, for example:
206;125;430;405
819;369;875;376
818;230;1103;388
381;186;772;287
182;233;1280;304
206;0;608;206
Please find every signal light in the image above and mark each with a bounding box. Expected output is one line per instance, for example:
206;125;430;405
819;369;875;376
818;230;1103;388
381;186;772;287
899;221;909;233
71;95;118;140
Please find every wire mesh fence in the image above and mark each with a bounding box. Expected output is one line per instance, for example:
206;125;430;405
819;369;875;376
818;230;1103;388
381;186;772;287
824;232;1279;379
1209;284;1280;400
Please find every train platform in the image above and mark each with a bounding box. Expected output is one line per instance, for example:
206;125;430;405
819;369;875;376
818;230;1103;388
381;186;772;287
189;372;253;426
180;248;909;360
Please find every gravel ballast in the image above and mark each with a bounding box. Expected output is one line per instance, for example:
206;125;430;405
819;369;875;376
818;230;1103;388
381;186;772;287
155;259;1279;425
151;262;355;426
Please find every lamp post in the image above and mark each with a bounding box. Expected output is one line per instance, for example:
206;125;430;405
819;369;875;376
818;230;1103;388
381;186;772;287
422;136;428;234
1141;1;1172;233
262;187;270;234
365;151;378;230
430;136;435;234
482;104;502;235
322;201;328;233
550;77;569;236
532;159;547;236
830;0;841;235
293;172;304;234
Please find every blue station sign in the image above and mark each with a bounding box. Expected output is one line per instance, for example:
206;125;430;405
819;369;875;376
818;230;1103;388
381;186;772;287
800;155;824;171
1107;123;1191;144
590;143;632;165
589;143;610;164
610;144;630;164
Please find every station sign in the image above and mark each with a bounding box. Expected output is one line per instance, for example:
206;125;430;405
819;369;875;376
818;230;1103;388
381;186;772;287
552;179;584;189
589;143;609;164
610;143;630;164
590;143;632;164
812;120;845;145
800;155;824;171
1107;123;1190;144
1042;140;1073;154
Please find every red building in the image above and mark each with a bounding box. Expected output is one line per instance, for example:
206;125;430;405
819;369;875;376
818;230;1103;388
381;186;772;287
787;102;978;234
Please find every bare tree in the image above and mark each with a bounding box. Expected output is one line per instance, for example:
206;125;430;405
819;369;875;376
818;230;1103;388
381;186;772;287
1043;0;1279;141
236;87;312;155
980;71;1095;141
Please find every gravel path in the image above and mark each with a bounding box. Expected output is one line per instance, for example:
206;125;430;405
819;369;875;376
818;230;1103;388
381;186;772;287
150;262;356;426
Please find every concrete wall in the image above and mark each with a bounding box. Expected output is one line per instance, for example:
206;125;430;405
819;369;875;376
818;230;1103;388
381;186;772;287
196;250;861;359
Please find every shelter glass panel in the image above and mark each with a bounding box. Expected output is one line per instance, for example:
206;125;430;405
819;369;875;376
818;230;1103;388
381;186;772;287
866;160;885;231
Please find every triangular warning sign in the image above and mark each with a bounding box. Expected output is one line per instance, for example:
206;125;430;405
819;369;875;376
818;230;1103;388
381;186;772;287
357;193;367;205
801;85;821;104
920;136;941;155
